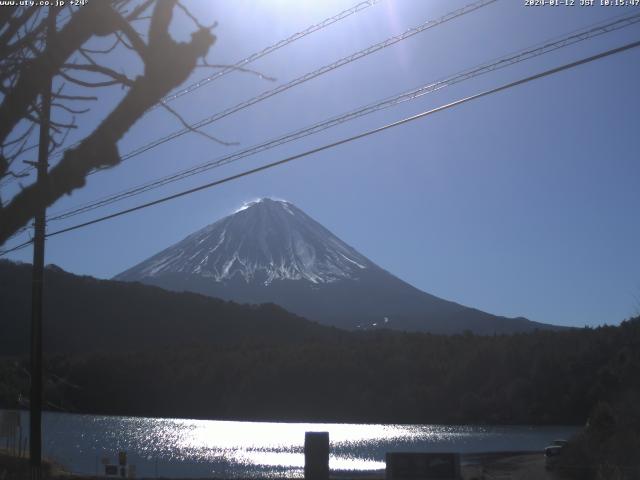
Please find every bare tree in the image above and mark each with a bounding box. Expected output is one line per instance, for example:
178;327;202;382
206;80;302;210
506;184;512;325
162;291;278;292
0;0;216;245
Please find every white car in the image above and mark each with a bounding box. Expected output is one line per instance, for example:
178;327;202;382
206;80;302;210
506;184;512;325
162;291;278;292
544;444;565;469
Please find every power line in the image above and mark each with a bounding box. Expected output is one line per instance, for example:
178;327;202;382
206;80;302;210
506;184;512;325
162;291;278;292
0;0;383;187
157;0;383;106
42;0;508;221
105;0;496;168
0;238;33;256
2;37;638;257
44;11;640;223
3;0;496;187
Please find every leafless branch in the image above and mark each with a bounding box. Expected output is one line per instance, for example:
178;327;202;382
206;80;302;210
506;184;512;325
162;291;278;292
2;169;30;180
197;59;276;82
176;1;217;31
58;70;127;89
0;0;216;244
2;122;36;149
62;63;135;86
0;1;121;145
52;103;91;115
80;37;120;55
159;101;237;147
126;0;156;22
114;16;147;56
52;93;98;102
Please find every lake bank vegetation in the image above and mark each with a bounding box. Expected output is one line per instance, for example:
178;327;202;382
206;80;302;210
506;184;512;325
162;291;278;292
1;261;639;433
1;316;638;426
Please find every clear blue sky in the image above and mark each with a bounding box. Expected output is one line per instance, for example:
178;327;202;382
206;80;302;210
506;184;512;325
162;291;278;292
3;0;640;327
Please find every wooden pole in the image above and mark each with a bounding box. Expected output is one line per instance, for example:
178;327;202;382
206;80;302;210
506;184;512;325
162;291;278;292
304;432;329;480
29;6;56;480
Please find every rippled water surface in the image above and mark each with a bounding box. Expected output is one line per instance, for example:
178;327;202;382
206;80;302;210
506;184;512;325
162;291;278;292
7;411;579;478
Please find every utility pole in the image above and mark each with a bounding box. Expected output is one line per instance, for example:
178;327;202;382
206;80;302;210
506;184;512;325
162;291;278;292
30;6;56;480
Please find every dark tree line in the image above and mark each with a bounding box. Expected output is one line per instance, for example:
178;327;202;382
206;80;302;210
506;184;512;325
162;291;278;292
1;260;639;426
48;318;637;425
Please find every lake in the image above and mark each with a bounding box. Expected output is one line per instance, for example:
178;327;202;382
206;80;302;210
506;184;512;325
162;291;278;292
3;410;580;478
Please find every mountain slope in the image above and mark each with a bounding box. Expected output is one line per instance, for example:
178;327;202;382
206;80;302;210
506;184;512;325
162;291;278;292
116;198;557;334
0;260;339;357
117;198;373;285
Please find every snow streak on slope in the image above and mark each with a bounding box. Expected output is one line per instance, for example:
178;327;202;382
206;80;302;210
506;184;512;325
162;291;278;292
116;199;372;285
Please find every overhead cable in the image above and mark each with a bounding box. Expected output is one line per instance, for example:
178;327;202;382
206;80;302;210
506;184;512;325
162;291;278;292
3;37;638;256
45;11;640;223
0;0;383;186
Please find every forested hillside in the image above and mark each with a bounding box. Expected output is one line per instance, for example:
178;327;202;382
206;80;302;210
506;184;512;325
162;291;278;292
2;260;638;425
0;260;340;356
2;313;638;425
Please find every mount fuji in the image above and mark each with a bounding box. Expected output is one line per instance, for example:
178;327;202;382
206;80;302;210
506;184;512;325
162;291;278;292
115;198;556;334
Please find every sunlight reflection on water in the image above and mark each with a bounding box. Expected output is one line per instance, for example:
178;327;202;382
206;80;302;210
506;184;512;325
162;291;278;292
5;411;580;478
133;420;472;474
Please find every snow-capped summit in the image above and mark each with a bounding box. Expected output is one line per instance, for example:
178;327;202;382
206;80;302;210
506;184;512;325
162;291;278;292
116;198;557;334
116;198;372;286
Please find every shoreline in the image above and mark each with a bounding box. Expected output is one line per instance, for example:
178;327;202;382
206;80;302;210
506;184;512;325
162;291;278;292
2;450;553;480
0;406;585;428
